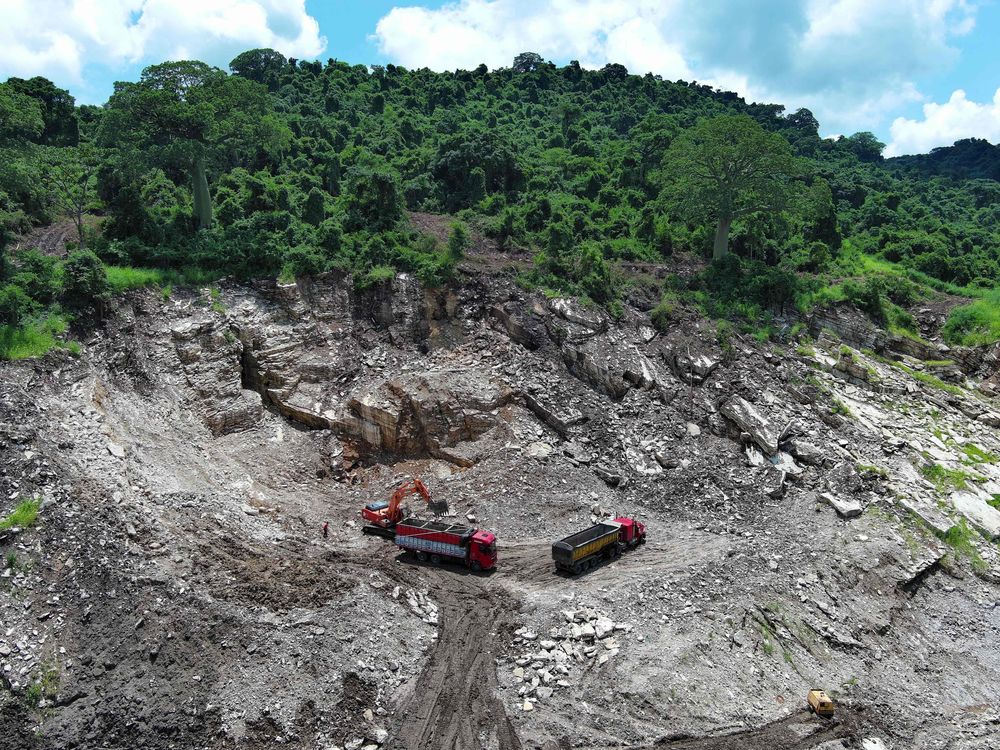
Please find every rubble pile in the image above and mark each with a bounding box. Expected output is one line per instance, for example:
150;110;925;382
2;265;1000;749
507;609;631;712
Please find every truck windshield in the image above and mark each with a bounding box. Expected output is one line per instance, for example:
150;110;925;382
480;543;496;556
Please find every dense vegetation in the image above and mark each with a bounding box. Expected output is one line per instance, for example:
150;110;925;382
2;50;1000;357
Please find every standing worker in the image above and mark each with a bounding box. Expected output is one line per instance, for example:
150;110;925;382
322;521;329;539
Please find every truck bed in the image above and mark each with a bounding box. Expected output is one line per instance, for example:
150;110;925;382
552;522;621;569
395;517;475;560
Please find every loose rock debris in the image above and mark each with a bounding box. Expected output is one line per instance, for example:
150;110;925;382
1;271;1000;749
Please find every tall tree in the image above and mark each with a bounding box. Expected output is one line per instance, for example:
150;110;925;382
4;76;78;145
662;115;796;260
0;83;43;146
41;145;100;247
229;48;288;91
99;61;286;230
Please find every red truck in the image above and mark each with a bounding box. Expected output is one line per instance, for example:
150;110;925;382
552;516;646;574
395;517;498;572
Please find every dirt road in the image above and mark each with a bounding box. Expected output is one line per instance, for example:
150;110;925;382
390;565;522;750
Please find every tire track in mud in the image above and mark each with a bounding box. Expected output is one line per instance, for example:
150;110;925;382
389;569;522;750
645;708;864;749
500;532;731;589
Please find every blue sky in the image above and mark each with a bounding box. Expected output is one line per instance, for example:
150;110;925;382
1;1;998;155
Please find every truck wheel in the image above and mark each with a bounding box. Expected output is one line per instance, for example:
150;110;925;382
639;535;646;544
430;554;441;565
470;561;482;573
416;551;428;562
573;563;583;575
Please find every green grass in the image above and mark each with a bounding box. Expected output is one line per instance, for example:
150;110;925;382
962;443;997;465
920;463;978;493
0;316;74;361
23;663;59;709
831;398;853;418
942;290;1000;346
105;265;165;293
943;520;988;574
758;622;776;656
866;351;963;395
0;498;40;530
356;265;397;290
107;265;223;294
857;463;889;479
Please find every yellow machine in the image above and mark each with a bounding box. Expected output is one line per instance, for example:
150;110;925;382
807;689;835;717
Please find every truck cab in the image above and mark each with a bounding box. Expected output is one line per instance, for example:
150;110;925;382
613;517;647;547
469;529;498;571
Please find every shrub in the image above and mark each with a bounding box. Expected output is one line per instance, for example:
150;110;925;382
61;250;110;311
447;221;470;263
282;244;327;278
0;283;35;327
10;249;60;304
651;294;678;333
841;277;885;322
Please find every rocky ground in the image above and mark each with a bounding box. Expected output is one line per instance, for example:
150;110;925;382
2;255;999;750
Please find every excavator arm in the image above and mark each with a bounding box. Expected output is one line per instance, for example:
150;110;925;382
361;477;444;537
386;478;431;524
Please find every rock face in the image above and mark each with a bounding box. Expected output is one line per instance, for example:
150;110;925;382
719;395;780;454
335;374;517;466
171;318;263;435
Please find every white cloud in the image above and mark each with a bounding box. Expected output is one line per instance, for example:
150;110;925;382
0;0;325;87
886;89;1000;156
373;1;686;76
371;0;980;140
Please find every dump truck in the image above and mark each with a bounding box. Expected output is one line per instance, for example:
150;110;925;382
552;516;646;574
395;517;498;572
807;689;835;717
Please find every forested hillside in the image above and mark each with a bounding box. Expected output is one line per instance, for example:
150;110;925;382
2;49;1000;356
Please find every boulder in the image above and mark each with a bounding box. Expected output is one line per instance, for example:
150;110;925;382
671;352;720;385
978;412;1000;429
819;492;862;519
720;396;779;454
548;298;608;332
769;452;804;476
950;491;1000;540
785;438;825;466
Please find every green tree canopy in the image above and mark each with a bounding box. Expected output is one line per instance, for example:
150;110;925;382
662;114;797;259
0;83;43;146
99;61;288;230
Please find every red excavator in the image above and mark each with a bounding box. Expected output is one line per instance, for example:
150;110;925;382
362;478;438;537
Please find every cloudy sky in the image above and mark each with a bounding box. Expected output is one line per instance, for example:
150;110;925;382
1;0;998;156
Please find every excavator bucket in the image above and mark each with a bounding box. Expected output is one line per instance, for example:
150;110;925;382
427;497;450;516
